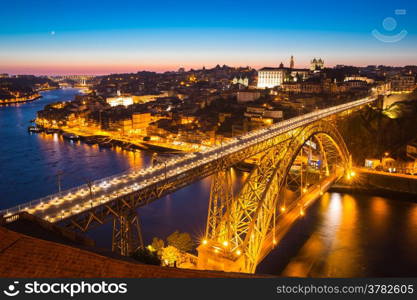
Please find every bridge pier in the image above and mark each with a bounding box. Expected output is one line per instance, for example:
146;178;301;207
112;208;143;256
197;242;245;272
205;169;234;242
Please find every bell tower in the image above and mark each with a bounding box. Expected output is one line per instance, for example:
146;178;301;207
290;55;295;69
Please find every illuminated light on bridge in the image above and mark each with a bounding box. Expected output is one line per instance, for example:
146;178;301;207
0;93;386;271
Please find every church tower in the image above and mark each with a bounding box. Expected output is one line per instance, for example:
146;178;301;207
290;55;295;69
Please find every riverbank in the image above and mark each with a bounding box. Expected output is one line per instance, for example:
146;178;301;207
0;94;42;105
330;168;417;200
32;124;186;154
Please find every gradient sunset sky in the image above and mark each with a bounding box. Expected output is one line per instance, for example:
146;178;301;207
1;0;416;75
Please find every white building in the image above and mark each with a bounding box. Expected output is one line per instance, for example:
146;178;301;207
106;96;133;107
257;67;286;89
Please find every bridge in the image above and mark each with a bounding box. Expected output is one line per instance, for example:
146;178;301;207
1;94;382;273
49;75;94;87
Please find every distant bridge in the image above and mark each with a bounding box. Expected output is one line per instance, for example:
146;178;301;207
1;94;383;272
49;75;95;87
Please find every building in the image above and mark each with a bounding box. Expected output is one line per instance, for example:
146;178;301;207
406;142;417;159
290;69;309;81
310;58;324;71
280;82;302;93
106;96;133;107
232;77;249;87
264;110;283;120
106;91;134;107
237;91;261;103
131;92;170;104
257;66;286;89
132;112;152;131
281;82;322;94
390;75;415;93
0;73;9;78
243;106;283;121
257;57;310;89
344;76;375;84
364;158;382;169
346;80;368;89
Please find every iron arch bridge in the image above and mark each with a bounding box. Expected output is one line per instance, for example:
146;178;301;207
1;95;380;262
199;120;350;273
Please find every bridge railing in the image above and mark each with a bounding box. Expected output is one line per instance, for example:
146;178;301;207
0;168;141;217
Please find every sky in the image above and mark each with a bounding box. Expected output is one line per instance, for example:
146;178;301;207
0;0;416;75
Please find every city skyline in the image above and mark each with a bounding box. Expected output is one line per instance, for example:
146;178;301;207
1;0;417;75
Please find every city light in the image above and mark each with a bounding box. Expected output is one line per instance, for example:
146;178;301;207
202;239;208;245
222;241;229;247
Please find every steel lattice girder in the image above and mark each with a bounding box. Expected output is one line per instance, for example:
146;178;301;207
223;120;350;273
112;208;144;256
206;169;234;241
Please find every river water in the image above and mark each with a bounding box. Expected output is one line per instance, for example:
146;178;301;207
1;88;417;277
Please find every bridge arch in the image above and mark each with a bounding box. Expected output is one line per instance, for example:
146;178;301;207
199;120;351;273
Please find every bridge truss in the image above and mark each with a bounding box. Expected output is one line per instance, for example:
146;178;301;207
199;120;350;273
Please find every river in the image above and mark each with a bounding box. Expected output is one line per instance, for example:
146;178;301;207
1;88;417;277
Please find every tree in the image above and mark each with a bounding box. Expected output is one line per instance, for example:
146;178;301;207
150;237;165;256
161;246;180;267
167;231;193;252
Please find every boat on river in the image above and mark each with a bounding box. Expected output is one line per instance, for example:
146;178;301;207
28;126;42;133
62;132;79;140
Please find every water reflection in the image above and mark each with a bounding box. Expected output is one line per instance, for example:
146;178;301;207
258;193;417;277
